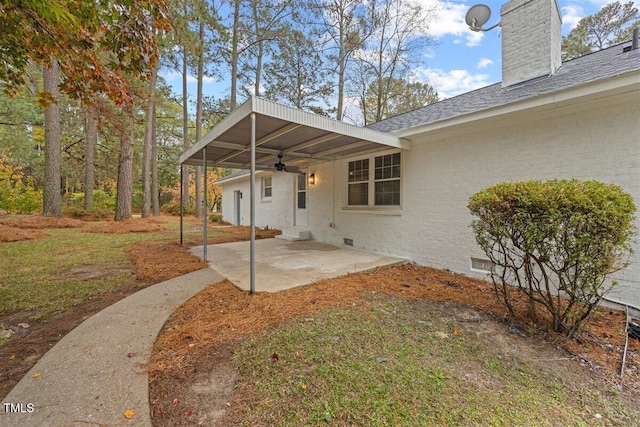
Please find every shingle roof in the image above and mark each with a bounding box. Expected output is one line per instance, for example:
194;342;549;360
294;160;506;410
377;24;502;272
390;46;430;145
367;41;640;135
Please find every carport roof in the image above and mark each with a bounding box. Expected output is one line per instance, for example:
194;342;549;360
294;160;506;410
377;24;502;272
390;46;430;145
179;96;410;169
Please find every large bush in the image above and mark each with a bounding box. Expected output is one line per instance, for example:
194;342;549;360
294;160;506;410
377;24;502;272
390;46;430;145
0;155;42;214
468;180;636;336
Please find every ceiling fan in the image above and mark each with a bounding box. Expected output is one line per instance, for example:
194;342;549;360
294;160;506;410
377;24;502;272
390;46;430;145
274;153;301;173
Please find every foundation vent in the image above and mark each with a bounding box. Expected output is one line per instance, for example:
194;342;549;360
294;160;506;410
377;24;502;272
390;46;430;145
471;257;494;272
343;238;354;247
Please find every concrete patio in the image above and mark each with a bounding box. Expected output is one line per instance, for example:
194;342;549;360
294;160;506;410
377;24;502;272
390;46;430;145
190;238;408;293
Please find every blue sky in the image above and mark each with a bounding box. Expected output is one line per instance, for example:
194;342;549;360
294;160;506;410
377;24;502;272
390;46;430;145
160;0;635;114
412;0;635;98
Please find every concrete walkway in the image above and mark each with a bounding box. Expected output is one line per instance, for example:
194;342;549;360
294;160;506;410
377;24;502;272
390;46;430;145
1;239;406;427
0;268;224;427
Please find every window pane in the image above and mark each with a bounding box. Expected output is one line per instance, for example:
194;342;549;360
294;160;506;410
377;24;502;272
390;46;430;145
264;187;272;198
298;191;306;209
348;183;368;205
297;174;306;191
374;179;400;206
348;159;369;183
264;177;272;187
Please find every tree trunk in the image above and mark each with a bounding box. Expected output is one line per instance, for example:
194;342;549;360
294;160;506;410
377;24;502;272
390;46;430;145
181;43;190;210
194;19;205;218
115;117;134;221
151;104;160;216
83;107;97;211
43;58;62;217
142;63;158;218
230;0;240;110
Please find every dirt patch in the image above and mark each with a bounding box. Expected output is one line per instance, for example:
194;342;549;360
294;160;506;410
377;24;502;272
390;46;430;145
0;216;85;229
54;264;134;281
148;264;640;426
84;218;166;234
0;224;47;242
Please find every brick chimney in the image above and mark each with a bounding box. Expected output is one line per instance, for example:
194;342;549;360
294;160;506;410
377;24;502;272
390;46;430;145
500;0;562;88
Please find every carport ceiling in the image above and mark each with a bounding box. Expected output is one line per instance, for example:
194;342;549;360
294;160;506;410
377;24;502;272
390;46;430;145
179;96;410;170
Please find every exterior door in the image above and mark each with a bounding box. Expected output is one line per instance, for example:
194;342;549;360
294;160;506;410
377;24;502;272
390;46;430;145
294;173;308;227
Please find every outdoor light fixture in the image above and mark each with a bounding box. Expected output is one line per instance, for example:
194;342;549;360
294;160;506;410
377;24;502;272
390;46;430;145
308;173;315;185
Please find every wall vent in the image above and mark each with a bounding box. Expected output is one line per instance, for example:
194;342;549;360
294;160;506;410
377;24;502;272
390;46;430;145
471;257;494;272
343;238;354;247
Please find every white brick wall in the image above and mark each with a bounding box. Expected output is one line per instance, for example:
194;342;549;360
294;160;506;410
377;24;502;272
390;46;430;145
220;171;294;230
307;98;640;307
501;0;562;87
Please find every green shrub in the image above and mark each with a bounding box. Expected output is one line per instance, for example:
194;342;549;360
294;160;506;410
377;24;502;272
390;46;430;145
468;180;637;336
0;157;42;214
209;212;222;223
161;202;194;216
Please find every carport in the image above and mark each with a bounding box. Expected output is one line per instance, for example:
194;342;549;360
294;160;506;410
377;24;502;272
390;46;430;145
179;96;410;293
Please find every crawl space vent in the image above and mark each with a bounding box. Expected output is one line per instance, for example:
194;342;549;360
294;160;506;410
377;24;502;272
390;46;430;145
343;238;354;247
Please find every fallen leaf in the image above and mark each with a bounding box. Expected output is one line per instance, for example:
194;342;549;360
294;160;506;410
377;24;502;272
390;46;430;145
124;408;135;419
454;328;459;335
9;354;15;360
301;383;307;390
268;353;279;363
127;352;138;358
172;398;179;405
31;372;41;378
183;409;193;417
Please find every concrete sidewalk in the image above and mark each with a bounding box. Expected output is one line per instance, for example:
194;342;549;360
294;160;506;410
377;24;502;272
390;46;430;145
0;268;224;427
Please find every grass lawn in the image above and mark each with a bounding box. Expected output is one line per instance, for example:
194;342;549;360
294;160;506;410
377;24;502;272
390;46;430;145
230;296;638;426
0;217;223;317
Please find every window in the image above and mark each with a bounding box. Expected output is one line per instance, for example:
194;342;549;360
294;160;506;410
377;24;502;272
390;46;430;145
347;153;401;208
262;176;272;199
374;153;400;206
348;159;369;205
297;173;306;209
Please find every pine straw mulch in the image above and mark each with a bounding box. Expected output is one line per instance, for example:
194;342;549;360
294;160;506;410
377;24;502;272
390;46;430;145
0;216;85;230
128;241;210;282
83;217;168;234
0;223;47;242
127;226;280;283
148;263;640;424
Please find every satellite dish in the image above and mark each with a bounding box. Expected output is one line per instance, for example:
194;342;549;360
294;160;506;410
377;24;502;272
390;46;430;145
465;4;500;32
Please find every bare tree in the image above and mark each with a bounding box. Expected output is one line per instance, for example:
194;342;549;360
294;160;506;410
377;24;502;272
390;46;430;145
349;0;435;125
314;0;369;120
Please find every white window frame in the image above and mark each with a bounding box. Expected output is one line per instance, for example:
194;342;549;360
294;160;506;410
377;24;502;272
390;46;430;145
261;175;272;201
344;151;402;211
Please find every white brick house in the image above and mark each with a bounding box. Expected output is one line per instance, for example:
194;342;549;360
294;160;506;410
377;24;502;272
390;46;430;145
182;0;640;307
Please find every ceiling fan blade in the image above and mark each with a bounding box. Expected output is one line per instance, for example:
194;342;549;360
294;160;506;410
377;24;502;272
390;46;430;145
285;166;301;174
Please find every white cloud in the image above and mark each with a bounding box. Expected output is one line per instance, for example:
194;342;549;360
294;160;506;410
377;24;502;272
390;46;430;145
477;58;493;69
158;70;215;84
414;66;494;99
416;0;486;47
186;75;215;84
561;5;584;30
